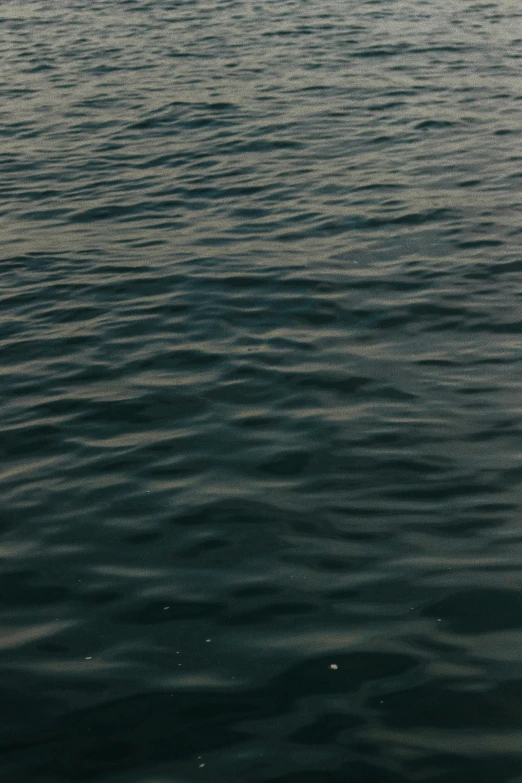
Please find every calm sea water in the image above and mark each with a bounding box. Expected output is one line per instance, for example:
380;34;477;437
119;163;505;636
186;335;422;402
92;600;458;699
1;0;522;780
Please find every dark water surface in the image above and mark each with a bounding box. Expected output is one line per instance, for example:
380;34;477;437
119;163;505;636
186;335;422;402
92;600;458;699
1;0;522;780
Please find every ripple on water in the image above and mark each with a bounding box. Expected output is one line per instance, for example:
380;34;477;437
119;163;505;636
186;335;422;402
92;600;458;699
1;0;522;780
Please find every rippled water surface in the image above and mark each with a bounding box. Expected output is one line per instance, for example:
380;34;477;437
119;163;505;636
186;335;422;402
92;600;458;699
1;0;522;780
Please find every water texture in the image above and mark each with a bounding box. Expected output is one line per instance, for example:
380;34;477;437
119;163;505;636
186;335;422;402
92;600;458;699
1;0;522;780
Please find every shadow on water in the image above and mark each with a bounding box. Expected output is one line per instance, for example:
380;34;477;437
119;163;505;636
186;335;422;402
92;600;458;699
3;648;522;782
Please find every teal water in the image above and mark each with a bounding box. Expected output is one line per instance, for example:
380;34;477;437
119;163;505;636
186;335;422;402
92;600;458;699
1;0;522;781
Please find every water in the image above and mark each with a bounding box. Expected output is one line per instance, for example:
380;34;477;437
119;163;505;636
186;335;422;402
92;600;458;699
1;0;522;780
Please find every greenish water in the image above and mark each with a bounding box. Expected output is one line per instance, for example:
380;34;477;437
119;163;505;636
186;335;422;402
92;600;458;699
1;0;522;780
